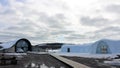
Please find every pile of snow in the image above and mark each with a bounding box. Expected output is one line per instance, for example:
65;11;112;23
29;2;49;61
48;49;60;53
104;59;120;66
4;53;27;56
55;53;118;59
28;52;48;54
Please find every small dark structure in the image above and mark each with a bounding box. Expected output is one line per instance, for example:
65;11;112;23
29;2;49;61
36;43;63;49
32;43;63;52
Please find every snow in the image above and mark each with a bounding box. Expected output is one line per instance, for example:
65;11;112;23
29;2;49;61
3;53;27;55
25;63;64;68
61;44;91;53
104;59;120;66
28;52;48;54
0;53;27;59
60;39;120;54
54;53;118;59
0;40;18;49
48;49;60;53
59;39;120;58
94;39;120;53
0;38;28;50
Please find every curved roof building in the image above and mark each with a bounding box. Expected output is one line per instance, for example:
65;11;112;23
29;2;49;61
61;39;120;54
0;38;32;53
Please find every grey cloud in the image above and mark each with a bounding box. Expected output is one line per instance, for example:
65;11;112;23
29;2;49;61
6;23;37;32
6;17;48;31
39;12;68;29
0;0;71;44
0;31;29;41
1;12;71;44
95;27;120;32
62;33;93;44
40;0;68;10
106;4;120;14
65;34;86;40
0;23;10;30
0;8;15;15
86;26;120;40
4;22;51;43
80;16;109;27
1;0;120;44
0;29;49;44
63;26;120;43
6;29;46;42
51;30;74;35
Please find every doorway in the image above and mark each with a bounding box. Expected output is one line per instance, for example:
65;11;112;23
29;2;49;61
67;48;70;52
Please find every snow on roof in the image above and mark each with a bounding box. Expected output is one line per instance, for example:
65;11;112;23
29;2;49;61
55;53;118;59
0;39;21;50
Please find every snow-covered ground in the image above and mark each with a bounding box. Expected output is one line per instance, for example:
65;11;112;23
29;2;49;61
54;52;118;59
48;49;60;53
25;63;65;68
104;59;120;66
45;48;119;59
3;53;27;55
28;52;48;54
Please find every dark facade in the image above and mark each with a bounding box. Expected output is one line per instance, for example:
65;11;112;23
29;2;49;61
14;38;32;53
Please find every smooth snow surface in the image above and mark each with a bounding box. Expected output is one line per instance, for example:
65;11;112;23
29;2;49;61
55;53;118;58
0;39;19;49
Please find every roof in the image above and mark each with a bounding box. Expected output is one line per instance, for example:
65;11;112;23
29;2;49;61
93;39;120;53
0;38;28;50
0;40;17;50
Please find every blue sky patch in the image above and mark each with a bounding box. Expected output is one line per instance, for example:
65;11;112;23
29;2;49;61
0;0;9;6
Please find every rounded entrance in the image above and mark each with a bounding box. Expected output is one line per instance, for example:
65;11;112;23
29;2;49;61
15;38;32;53
96;41;110;54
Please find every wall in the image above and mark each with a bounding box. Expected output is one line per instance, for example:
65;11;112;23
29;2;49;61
61;45;91;53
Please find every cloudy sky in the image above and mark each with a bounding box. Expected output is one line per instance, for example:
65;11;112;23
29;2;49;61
0;0;120;45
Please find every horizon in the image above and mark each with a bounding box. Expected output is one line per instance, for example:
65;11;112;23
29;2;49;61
1;38;120;46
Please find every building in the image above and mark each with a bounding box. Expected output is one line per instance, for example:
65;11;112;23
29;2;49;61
0;38;32;53
32;43;63;52
61;39;120;54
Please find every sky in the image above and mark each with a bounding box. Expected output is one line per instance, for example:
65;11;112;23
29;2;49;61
0;0;120;45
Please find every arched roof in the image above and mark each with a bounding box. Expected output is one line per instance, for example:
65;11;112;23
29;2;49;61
61;39;120;54
92;39;120;53
0;38;31;50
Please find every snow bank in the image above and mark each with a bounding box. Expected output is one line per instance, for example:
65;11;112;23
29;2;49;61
55;53;118;59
